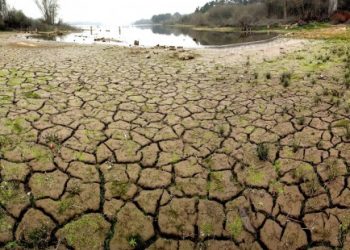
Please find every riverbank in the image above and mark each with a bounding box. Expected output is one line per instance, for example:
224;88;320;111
0;31;350;249
169;22;349;38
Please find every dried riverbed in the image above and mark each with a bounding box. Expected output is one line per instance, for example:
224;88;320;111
0;32;350;249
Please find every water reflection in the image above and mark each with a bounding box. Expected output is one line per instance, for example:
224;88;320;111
29;25;277;48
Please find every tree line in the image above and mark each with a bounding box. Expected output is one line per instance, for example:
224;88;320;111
150;0;350;27
0;0;69;31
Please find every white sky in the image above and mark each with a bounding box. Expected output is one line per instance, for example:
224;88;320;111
7;0;209;25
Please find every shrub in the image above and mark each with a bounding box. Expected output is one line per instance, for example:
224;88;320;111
257;143;269;161
280;72;291;87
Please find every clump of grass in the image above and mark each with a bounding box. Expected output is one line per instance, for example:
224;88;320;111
208;172;224;192
322;88;329;96
296;116;305;126
5;118;24;134
59;214;107;249
345;78;350;89
4;241;20;249
127;235;143;249
247;168;265;185
27;226;50;248
257;143;269;161
0;181;21;207
44;133;62;150
58;198;74;214
340;216;350;234
280;72;291;87
292;140;300;153
334;120;350;140
111;181;130;197
201;223;213;237
313;96;321;105
229;217;243;240
24;91;40;99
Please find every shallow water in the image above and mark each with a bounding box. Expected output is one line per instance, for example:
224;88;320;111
30;25;278;48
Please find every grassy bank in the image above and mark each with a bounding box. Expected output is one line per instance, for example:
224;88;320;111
169;22;350;41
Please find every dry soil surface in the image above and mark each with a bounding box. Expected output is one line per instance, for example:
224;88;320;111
0;33;350;250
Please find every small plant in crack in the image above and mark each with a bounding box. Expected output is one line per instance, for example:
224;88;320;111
340;216;350;234
296;116;305;126
334;120;350;140
217;125;225;137
291;140;300;153
273;160;281;175
127;235;142;249
44;133;62;152
257;143;268;161
280;72;291;87
266;72;271;80
313;96;321;105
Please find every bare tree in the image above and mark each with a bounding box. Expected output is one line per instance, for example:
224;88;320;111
34;0;59;24
328;0;338;15
0;0;7;17
283;0;287;19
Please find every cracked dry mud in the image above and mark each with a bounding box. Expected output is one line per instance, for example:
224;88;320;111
0;33;350;250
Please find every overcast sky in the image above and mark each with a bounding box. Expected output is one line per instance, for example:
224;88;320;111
7;0;209;25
